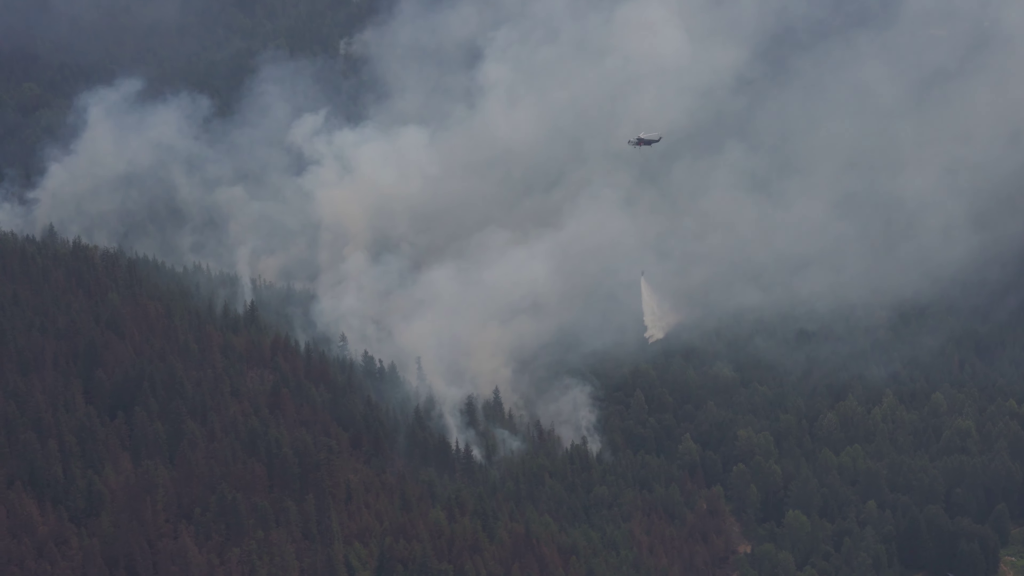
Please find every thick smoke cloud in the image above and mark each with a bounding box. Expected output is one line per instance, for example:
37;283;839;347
4;0;1024;445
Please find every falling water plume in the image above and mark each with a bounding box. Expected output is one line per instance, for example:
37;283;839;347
641;272;677;343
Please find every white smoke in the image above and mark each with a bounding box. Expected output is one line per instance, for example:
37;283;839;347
642;274;678;343
533;378;601;451
4;0;1024;448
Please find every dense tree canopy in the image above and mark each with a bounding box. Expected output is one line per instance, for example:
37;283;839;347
5;1;1024;573
587;268;1024;575
0;228;741;575
5;227;1024;575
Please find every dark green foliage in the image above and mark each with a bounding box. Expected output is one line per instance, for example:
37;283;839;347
590;282;1024;576
0;228;739;575
7;225;1024;575
988;503;1012;547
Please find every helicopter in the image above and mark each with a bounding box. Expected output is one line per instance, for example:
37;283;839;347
628;132;662;148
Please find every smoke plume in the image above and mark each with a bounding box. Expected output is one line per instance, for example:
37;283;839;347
4;0;1024;446
642;274;678;343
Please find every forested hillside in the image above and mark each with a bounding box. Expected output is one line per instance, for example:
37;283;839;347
6;233;1024;576
589;269;1024;575
5;0;1024;574
5;231;1024;576
0;228;740;575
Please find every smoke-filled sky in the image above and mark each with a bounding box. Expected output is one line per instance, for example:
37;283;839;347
4;0;1024;442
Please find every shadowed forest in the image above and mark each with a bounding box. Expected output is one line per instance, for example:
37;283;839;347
0;229;741;575
5;0;1024;574
5;227;1024;576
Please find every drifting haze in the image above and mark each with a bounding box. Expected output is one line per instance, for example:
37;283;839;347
4;0;1024;443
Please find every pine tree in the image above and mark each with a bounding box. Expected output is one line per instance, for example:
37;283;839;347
415;357;427;389
337;333;350;359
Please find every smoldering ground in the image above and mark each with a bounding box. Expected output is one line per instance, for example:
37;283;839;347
3;0;1024;447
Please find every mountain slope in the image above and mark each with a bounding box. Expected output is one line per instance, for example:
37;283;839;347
0;228;740;575
588;266;1024;576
